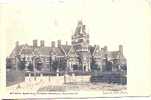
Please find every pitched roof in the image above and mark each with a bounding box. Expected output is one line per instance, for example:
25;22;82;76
8;43;123;60
21;47;33;55
21;49;32;55
50;47;65;56
39;47;51;56
9;45;24;58
55;47;65;56
9;48;16;58
107;51;120;59
68;46;78;57
89;45;95;55
61;45;72;55
92;45;102;57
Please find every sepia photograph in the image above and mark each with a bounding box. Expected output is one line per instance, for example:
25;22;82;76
6;20;127;92
0;0;151;99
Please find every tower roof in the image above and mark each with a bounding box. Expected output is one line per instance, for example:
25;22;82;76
74;20;87;35
78;20;83;25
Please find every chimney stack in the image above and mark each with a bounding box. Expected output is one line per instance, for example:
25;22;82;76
101;48;104;53
16;41;19;47
40;40;45;47
119;45;123;55
104;45;108;52
33;40;38;47
66;41;68;45
58;40;61;47
96;45;100;49
51;41;55;47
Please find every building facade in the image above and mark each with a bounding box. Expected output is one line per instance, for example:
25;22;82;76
6;21;127;74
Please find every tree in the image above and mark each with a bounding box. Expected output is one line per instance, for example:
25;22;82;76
91;57;98;70
59;58;66;71
77;57;82;70
52;60;59;72
18;60;25;70
49;56;52;72
105;61;112;71
6;58;12;69
28;62;33;71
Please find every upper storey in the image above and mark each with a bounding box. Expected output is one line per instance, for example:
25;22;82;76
71;21;89;52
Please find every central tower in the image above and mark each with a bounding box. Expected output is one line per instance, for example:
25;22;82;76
71;21;90;71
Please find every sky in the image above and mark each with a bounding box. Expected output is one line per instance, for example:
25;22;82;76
0;0;151;95
0;0;150;55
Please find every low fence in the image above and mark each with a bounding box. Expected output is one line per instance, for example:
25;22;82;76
24;71;126;85
25;74;91;85
6;70;126;86
90;71;127;85
25;71;91;76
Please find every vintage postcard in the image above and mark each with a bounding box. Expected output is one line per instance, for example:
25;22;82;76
0;0;151;99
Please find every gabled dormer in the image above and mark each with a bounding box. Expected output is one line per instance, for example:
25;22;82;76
92;45;102;58
67;46;78;58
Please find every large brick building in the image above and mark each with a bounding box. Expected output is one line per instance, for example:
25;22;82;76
6;21;127;74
